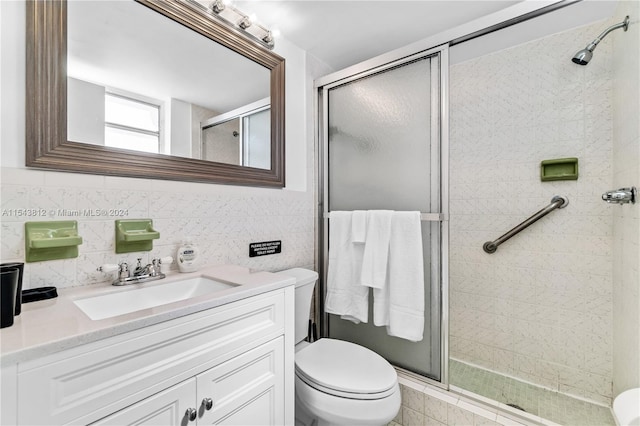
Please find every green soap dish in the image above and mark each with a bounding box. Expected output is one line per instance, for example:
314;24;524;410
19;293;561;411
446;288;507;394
25;221;83;262
115;219;160;254
541;158;579;181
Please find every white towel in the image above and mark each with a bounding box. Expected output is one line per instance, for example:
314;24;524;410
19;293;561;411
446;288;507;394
358;210;394;327
325;211;369;324
351;210;367;244
387;211;424;342
361;210;393;289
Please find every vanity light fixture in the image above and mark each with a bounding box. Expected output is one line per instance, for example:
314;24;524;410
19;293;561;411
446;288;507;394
211;0;225;13
238;15;252;29
262;30;274;45
209;0;275;49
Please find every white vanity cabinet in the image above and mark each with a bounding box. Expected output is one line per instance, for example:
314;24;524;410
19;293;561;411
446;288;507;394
94;338;284;425
6;287;294;426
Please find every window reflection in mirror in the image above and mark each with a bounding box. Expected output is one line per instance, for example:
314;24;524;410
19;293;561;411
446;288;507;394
66;0;271;165
104;93;161;154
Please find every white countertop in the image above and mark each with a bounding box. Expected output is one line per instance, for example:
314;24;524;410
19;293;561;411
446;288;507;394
0;265;295;365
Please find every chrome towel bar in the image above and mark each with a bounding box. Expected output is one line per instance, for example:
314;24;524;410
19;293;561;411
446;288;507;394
483;195;569;254
323;212;446;221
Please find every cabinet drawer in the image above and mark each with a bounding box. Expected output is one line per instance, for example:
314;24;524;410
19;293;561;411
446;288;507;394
18;291;284;425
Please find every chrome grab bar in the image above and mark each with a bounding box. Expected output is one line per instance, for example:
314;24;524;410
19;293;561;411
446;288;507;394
483;195;569;254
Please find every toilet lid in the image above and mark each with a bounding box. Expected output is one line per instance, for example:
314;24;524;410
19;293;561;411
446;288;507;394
295;339;397;397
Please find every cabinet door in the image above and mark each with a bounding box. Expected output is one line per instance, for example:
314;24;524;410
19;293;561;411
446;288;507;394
197;337;284;425
91;379;195;426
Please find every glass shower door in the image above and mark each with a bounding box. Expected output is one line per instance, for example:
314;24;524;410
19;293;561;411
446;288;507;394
321;51;445;381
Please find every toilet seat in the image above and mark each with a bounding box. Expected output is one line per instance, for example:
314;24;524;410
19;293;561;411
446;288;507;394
295;338;397;400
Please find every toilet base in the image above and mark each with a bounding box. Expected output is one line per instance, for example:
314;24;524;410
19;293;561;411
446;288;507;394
296;393;368;426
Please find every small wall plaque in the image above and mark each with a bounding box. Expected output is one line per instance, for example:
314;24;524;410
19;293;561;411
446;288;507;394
249;240;281;257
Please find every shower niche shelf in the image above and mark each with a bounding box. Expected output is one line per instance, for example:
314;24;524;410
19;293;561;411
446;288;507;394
540;158;578;181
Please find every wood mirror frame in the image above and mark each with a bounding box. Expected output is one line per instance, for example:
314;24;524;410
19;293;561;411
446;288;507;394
25;0;286;187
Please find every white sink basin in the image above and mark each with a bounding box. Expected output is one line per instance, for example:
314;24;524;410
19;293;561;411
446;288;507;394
74;277;237;320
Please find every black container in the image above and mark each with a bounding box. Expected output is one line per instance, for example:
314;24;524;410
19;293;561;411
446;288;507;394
0;269;19;328
1;262;24;315
22;287;58;303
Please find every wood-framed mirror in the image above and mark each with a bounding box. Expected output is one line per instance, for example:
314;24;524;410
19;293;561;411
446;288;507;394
25;0;286;187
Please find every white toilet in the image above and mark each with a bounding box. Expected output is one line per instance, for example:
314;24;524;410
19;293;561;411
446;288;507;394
278;268;401;426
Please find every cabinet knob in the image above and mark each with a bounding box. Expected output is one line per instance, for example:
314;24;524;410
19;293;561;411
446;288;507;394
185;408;197;421
203;397;214;410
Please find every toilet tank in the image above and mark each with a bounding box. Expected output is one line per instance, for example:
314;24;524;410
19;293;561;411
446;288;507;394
277;268;318;344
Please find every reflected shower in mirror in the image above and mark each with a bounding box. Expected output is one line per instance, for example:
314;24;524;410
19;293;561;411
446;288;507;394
201;98;270;169
66;0;271;164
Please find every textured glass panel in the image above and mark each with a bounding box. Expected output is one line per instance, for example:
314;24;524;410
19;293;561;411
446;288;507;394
328;58;432;212
326;56;441;380
243;108;270;169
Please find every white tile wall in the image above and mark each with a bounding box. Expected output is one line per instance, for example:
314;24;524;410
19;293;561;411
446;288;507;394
611;0;640;397
0;167;315;290
449;20;616;404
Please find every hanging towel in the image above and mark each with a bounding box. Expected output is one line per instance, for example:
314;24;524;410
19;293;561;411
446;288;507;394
351;210;368;244
387;211;424;342
325;211;369;324
360;210;393;289
359;210;394;326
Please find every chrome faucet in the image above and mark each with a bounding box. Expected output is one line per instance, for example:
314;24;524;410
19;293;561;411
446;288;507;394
97;257;173;286
602;187;636;204
132;258;148;277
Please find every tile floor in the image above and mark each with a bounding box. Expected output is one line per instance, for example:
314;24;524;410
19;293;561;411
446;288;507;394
449;360;615;426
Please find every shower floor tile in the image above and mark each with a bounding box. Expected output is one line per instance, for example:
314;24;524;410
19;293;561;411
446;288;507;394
449;360;615;426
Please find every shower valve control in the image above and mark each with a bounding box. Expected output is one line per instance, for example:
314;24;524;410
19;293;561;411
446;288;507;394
602;187;636;204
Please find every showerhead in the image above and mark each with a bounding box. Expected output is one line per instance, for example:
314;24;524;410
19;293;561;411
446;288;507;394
572;46;594;65
571;15;630;66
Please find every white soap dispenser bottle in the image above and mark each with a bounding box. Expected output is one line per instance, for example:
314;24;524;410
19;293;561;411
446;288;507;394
177;237;199;273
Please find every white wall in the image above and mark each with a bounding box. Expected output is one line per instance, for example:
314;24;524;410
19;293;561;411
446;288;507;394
449;19;616;405
0;0;319;289
169;98;192;158
611;0;640;397
67;77;105;145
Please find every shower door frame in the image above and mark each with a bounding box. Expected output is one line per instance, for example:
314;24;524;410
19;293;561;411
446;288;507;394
315;43;450;389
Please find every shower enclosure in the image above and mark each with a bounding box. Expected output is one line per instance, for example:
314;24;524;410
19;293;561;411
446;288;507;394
316;45;449;384
315;3;631;425
445;15;618;423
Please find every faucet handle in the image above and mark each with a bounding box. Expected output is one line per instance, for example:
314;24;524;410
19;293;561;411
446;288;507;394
97;264;119;273
150;257;173;266
602;187;637;204
150;257;173;276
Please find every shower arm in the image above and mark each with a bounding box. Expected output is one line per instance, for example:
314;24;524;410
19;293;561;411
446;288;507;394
586;16;630;52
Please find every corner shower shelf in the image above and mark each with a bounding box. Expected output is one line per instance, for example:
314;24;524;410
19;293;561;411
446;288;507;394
25;221;83;262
